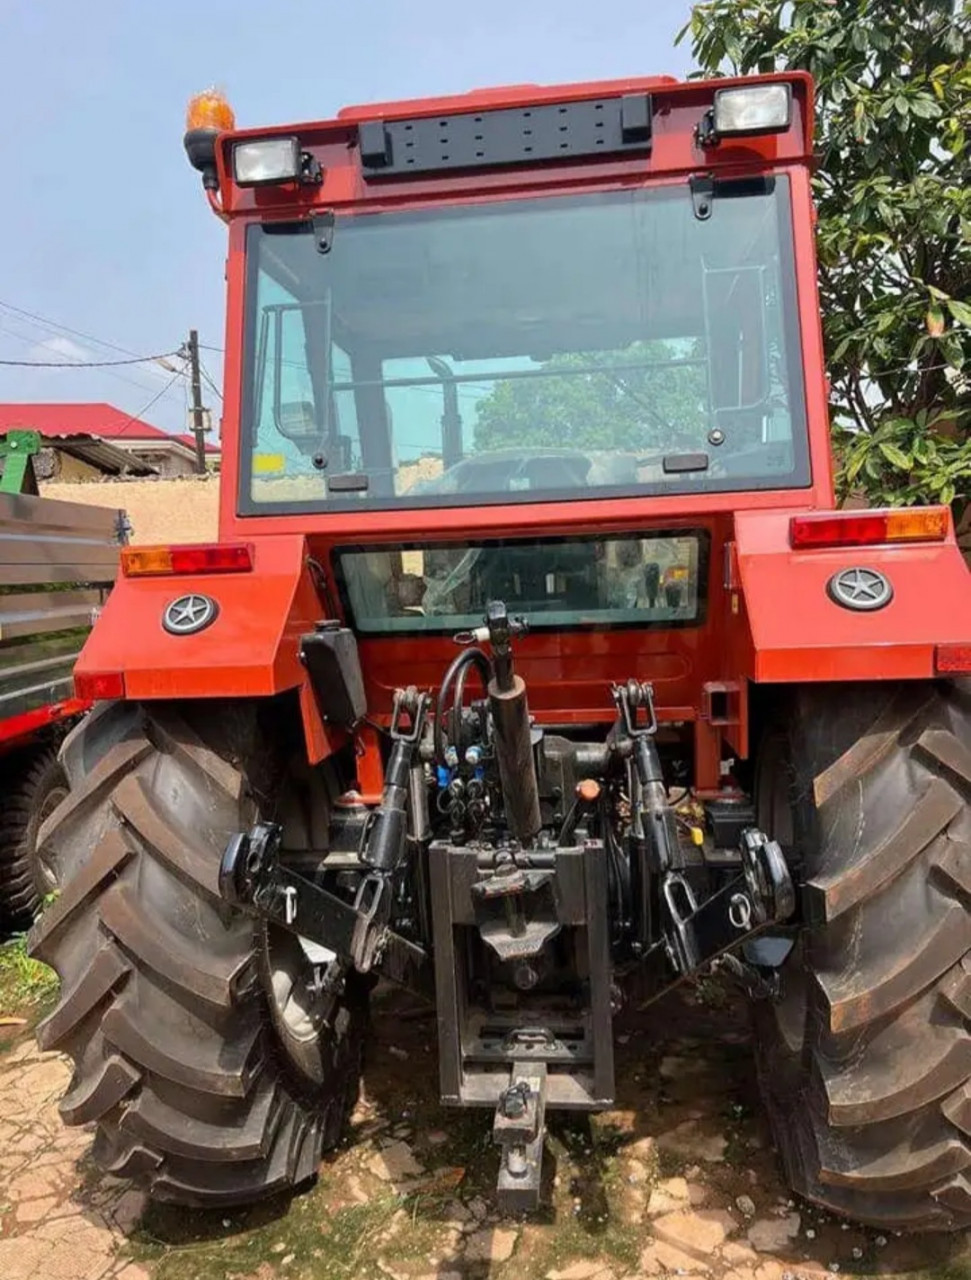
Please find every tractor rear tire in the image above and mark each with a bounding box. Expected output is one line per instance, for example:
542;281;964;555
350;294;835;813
753;680;971;1231
0;742;69;929
28;700;367;1207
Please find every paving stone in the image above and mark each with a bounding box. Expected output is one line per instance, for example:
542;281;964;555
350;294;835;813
656;1119;727;1163
366;1139;425;1183
626;1135;657;1160
652;1207;736;1260
723;1240;761;1266
748;1213;801;1253
6;1168;64;1203
547;1262;610;1280
464;1226;518;1263
640;1239;711;1275
647;1175;690;1215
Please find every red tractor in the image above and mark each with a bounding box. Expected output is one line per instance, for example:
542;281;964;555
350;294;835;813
30;71;971;1229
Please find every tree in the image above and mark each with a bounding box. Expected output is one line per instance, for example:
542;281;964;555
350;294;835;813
680;0;971;518
473;342;708;455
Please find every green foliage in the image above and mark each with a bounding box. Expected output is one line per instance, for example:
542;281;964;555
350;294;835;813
473;342;707;454
680;0;971;518
0;934;58;1017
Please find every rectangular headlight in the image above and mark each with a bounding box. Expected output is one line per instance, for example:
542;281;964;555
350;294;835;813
233;137;301;185
713;84;791;136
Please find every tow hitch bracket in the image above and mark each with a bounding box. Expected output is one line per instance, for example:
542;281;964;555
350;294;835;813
494;1061;548;1214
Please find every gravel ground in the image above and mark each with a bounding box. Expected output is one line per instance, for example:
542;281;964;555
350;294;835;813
2;981;970;1280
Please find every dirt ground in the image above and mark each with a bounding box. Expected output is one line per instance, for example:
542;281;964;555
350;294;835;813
2;978;970;1280
40;478;219;545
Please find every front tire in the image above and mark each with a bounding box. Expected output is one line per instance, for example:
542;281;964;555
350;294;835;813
753;680;971;1230
28;700;367;1207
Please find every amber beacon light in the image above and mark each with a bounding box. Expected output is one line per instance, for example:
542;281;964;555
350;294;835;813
184;87;236;190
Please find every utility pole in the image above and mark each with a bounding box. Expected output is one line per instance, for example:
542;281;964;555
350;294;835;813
186;329;207;476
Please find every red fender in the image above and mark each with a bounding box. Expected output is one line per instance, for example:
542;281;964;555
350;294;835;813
734;509;971;682
73;534;345;764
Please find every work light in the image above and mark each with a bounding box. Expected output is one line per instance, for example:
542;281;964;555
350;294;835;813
233;137;301;185
712;84;791;136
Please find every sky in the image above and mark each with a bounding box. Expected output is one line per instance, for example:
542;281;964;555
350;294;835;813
0;0;696;436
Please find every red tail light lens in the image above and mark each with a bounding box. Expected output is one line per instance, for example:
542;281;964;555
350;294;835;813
936;644;971;675
790;508;949;549
74;671;126;701
122;543;254;577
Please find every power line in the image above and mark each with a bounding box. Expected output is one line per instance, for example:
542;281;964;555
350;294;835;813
110;373;184;436
0;299;145;359
0;317;188;401
198;360;223;401
0;299;193;399
0;350;181;368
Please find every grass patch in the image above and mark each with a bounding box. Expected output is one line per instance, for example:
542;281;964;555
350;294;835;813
129;1182;408;1280
0;933;58;1025
524;1205;642;1278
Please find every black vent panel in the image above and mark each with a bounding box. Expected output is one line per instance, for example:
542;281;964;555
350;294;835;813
358;93;652;179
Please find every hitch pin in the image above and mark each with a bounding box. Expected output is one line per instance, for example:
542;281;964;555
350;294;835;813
282;885;298;926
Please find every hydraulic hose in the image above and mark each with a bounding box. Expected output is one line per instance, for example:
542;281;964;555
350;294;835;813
434;647;491;766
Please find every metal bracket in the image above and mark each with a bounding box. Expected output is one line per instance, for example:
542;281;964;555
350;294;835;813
612;680;658;739
660;827;794;976
389;686;430;743
219;822;433;997
471;864;560;961
494;1061;547;1214
311;211;335;254
690;173;715;221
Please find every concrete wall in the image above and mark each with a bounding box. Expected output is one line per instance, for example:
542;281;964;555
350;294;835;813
40;476;219;544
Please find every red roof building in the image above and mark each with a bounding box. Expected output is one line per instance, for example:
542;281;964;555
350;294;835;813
0;404;219;478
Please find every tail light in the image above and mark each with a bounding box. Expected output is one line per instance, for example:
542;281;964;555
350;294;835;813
121;543;254;577
936;645;971;675
790;508;949;549
74;671;126;701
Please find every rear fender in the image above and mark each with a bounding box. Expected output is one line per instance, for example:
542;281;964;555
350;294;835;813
74;534;346;763
734;510;971;682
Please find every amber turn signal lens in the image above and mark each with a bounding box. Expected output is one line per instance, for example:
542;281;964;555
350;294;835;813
884;508;950;541
186;88;236;133
121;543;254;577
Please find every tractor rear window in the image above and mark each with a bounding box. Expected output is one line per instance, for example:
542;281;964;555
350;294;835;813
334;532;707;635
241;178;809;513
